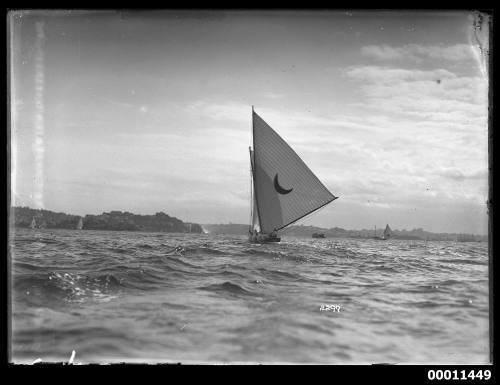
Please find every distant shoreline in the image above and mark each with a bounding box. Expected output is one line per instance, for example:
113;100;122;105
9;206;487;241
202;223;487;242
10;206;204;234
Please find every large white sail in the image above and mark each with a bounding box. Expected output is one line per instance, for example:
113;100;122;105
252;110;337;234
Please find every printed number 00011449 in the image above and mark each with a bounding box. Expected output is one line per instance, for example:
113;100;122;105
428;370;491;381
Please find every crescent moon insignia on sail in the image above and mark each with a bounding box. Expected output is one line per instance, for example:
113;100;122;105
274;174;293;195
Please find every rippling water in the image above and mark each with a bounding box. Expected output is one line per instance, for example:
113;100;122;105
10;228;489;364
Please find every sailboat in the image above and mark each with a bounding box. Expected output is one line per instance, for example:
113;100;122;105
30;217;37;229
383;224;392;240
76;217;83;230
248;107;338;243
373;224;392;240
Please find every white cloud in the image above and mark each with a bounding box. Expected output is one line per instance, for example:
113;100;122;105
339;64;488;214
361;44;475;62
262;92;285;99
344;65;487;124
102;98;136;109
434;167;488;182
185;101;250;124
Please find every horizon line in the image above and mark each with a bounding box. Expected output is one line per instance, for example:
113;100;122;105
10;205;488;237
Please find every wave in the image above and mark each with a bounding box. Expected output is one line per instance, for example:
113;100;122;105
136;243;154;250
13;261;46;273
15;271;123;304
256;267;304;282
435;258;487;266
372;265;399;273
198;281;257;297
182;246;228;256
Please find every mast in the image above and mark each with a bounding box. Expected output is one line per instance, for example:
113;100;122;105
249;146;254;233
251;106;263;232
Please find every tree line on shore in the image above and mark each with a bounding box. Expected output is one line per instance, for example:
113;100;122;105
11;206;203;234
203;223;487;242
10;207;487;241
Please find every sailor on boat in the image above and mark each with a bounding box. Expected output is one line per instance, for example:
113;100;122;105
248;106;338;243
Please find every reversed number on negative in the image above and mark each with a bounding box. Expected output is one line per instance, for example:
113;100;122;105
319;304;341;312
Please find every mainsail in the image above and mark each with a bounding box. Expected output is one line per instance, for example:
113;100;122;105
251;109;337;234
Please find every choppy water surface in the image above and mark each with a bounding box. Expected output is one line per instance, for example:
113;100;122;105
10;228;489;364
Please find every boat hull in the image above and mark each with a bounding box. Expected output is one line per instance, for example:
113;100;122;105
249;233;281;243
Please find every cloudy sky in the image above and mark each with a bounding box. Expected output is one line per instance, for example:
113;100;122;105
9;10;489;234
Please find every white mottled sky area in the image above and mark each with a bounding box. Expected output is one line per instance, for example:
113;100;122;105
10;10;489;234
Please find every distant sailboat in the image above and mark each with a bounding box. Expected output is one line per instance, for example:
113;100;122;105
76;217;83;230
248;107;338;243
30;217;37;229
383;224;392;240
373;224;392;240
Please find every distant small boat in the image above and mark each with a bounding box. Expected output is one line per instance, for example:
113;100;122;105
248;107;338;243
373;224;392;240
30;217;37;229
312;233;325;238
383;224;392;240
76;217;83;230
